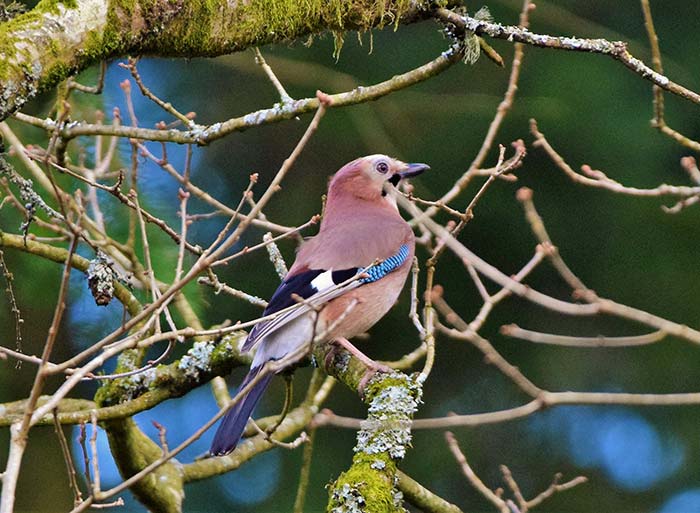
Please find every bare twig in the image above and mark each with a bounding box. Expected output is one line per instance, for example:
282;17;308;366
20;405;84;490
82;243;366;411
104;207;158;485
67;61;106;95
525;472;588;511
198;273;268;308
639;0;700;151
436;8;700;105
0;250;23;366
397;471;464;513
254;48;293;104
501;324;666;348
445;431;509;513
1;235;78;513
292;428;316;513
431;0;533;212
211;216;318;268
53;410;83;506
14;46;464;145
531;119;700;200
121;58;196;128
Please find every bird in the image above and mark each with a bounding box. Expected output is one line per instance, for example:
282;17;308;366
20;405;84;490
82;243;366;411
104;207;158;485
209;154;429;456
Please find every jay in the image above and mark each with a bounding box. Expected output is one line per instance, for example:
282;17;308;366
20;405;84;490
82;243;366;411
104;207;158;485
209;154;428;456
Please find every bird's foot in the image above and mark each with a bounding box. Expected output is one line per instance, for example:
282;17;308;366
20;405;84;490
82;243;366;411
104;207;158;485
327;337;392;398
357;362;394;398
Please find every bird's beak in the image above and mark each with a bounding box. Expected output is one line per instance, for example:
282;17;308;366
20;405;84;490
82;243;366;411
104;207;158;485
389;163;430;186
399;163;430;179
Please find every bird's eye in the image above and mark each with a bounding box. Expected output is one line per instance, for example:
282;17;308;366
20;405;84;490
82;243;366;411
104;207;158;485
375;161;389;174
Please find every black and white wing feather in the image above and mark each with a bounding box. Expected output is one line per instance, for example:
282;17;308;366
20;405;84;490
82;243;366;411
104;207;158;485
241;244;409;351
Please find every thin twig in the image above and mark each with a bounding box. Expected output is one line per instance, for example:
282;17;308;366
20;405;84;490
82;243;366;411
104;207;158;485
438;323;543;398
53;409;84;506
78;423;93;493
531;119;700;199
211;216;317;268
263;232;289;279
639;0;700;151
28;153;204;254
67;61;106;95
445;431;509;513
525;473;588;510
292;427;316;513
0;250;23;367
198;273;268;308
136;142;294;233
436;8;700;105
501;324;666;348
15;46;464;144
254;48;293;104
397;470;464;513
516;186;588;293
429;1;533;213
1;235;79;513
121;58;196;128
398;193;700;344
89;413;101;495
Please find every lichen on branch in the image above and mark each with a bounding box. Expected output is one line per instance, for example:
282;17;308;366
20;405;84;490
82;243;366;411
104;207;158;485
322;365;423;513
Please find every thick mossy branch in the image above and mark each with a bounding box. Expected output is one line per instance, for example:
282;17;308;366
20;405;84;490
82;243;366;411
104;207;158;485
96;335;248;513
103;417;184;513
0;397;95;424
95;333;249;408
0;0;457;120
0;0;106;119
0;334;249;426
316;345;423;513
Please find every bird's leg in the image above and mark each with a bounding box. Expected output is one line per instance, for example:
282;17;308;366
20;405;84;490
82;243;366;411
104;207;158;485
328;337;393;396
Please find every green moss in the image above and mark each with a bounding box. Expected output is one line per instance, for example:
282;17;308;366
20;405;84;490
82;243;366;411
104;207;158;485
137;0;421;57
165;0;218;54
37;0;78;13
94;334;248;408
42;61;72;88
363;375;413;401
104;417;184;513
233;0;416;57
94;348;150;407
327;372;421;512
47;38;60;57
329;459;401;513
81;0;136;62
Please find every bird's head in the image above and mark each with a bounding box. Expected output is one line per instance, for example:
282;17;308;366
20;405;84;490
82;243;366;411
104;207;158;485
328;154;429;204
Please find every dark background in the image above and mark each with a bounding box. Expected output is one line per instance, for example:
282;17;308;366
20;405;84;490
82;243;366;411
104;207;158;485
2;1;700;511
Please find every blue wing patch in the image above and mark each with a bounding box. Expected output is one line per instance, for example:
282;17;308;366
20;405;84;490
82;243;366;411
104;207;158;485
359;244;410;283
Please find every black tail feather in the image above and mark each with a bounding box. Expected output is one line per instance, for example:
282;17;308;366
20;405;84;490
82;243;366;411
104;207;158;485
209;367;273;456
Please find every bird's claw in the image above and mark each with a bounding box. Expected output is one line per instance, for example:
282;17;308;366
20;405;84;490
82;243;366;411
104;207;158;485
357;361;393;398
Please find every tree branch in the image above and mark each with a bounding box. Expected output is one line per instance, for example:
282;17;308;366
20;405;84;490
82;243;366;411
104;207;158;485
435;8;700;105
0;0;456;120
11;41;465;144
